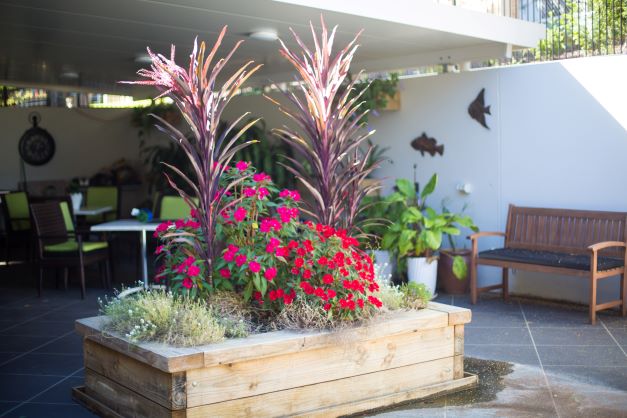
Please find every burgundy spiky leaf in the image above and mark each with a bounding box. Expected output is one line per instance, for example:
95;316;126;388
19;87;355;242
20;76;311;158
268;16;381;233
122;27;262;287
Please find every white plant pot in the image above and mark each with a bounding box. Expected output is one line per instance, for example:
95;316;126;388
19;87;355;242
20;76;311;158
372;250;395;285
70;193;83;211
407;256;438;297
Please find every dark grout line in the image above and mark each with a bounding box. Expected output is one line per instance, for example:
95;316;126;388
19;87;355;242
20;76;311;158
0;372;76;378
0;330;76;368
0;300;82;334
0;366;84;418
519;301;561;418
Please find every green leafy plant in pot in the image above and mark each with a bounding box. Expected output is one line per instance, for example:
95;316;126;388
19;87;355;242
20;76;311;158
382;174;476;296
438;201;479;294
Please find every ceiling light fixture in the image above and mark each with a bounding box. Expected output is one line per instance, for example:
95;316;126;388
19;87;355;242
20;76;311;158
60;71;79;79
249;29;279;42
134;53;153;64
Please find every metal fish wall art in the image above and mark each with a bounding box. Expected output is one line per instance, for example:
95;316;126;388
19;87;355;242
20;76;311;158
411;132;444;157
468;88;491;129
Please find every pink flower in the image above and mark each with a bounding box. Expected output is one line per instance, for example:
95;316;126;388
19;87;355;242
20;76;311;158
236;161;249;171
154;245;165;255
175;219;185;229
243;187;256;198
249;260;261;273
258;187;269;199
182;277;194;289
233;207;247;222
227;244;239;253
184;220;201;229
187;265;200;277
219;268;231;279
290;190;301;201
235;254;247;267
184;256;195;266
190;208;198;219
264;267;277;281
253;172;270;182
223;251;235;262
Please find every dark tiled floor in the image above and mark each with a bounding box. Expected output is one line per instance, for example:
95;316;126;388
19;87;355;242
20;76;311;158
0;264;626;417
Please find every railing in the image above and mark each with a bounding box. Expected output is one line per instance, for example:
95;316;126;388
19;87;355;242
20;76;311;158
440;0;626;61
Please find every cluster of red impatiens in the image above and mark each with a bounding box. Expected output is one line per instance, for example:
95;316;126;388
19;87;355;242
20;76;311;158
155;162;382;319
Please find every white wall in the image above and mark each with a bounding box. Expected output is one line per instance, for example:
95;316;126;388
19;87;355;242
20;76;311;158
226;55;627;304
0;108;142;190
368;55;627;304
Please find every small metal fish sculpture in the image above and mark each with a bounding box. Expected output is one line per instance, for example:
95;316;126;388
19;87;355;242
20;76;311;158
411;132;444;157
468;88;491;129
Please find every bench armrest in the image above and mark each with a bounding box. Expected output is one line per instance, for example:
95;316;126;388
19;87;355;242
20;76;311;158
468;231;505;241
588;241;626;253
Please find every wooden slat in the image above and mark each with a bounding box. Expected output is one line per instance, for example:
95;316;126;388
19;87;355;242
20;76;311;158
454;325;464;356
187;326;454;407
85;369;185;418
427;302;472;325
73;386;123;418
83;338;186;409
454;355;464;379
185;357;459;418
77;309;450;373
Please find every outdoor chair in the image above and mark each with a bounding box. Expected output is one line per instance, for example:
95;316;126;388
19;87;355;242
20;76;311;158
85;186;118;223
0;191;32;262
157;195;196;220
30;201;111;299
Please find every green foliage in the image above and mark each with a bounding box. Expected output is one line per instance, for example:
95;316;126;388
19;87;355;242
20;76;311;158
349;73;399;124
357;194;403;249
452;255;468;280
377;281;430;311
99;289;245;346
382;175;478;258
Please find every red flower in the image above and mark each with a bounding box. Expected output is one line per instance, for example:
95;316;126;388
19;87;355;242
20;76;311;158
182;277;194;289
233;207;247;222
322;274;334;284
253;172;270;182
327;289;336;299
294;257;304;268
357;299;365;308
219;268;231;278
368;295;383;308
236;161;249;171
235;254;247;267
243;187;256;197
155;245;165;255
187;264;200;277
275;246;289;257
302;269;312;279
264;267;277;281
317;256;328;266
299;281;314;295
223;251;235;262
249;260;261;273
288;240;299;249
323;303;332;311
258;187;269;199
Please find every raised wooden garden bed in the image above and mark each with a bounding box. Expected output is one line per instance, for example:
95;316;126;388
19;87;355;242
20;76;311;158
72;302;475;417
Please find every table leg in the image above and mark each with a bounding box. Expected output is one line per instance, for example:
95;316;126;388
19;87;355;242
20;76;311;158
140;229;148;288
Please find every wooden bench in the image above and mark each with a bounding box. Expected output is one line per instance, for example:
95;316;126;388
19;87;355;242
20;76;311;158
469;205;627;324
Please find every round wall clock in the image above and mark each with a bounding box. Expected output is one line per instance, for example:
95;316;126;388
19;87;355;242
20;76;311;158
19;112;56;166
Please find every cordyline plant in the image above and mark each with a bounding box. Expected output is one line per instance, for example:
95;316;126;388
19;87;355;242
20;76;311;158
123;27;262;288
267;17;381;234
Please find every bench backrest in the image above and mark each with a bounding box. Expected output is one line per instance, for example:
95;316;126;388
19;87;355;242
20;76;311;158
504;205;627;257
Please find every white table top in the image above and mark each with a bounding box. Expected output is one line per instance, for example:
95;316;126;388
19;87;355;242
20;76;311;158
90;219;160;232
75;206;113;216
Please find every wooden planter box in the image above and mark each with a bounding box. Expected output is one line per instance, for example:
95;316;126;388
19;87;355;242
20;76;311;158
73;302;475;417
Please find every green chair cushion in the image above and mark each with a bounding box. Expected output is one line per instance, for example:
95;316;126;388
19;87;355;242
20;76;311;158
159;196;194;220
86;187;118;223
5;192;31;231
44;240;108;253
59;201;75;232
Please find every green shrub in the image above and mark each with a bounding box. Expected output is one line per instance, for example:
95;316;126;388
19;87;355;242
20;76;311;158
99;289;250;346
377;281;430;312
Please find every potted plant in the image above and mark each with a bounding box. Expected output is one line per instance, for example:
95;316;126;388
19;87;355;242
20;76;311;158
67;178;83;211
382;175;476;296
437;202;478;294
73;22;474;418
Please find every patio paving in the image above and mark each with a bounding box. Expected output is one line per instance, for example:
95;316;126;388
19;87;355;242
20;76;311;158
0;267;625;417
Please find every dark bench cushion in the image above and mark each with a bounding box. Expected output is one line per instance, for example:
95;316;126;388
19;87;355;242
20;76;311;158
479;248;624;272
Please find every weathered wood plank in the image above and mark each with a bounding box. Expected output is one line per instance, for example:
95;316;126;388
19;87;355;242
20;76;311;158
427;302;472;325
83;339;186;410
73;386;124;418
186;357;458;418
77;308;451;372
187;326;454;407
454;354;464;379
85;369;185;418
454;325;464;356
